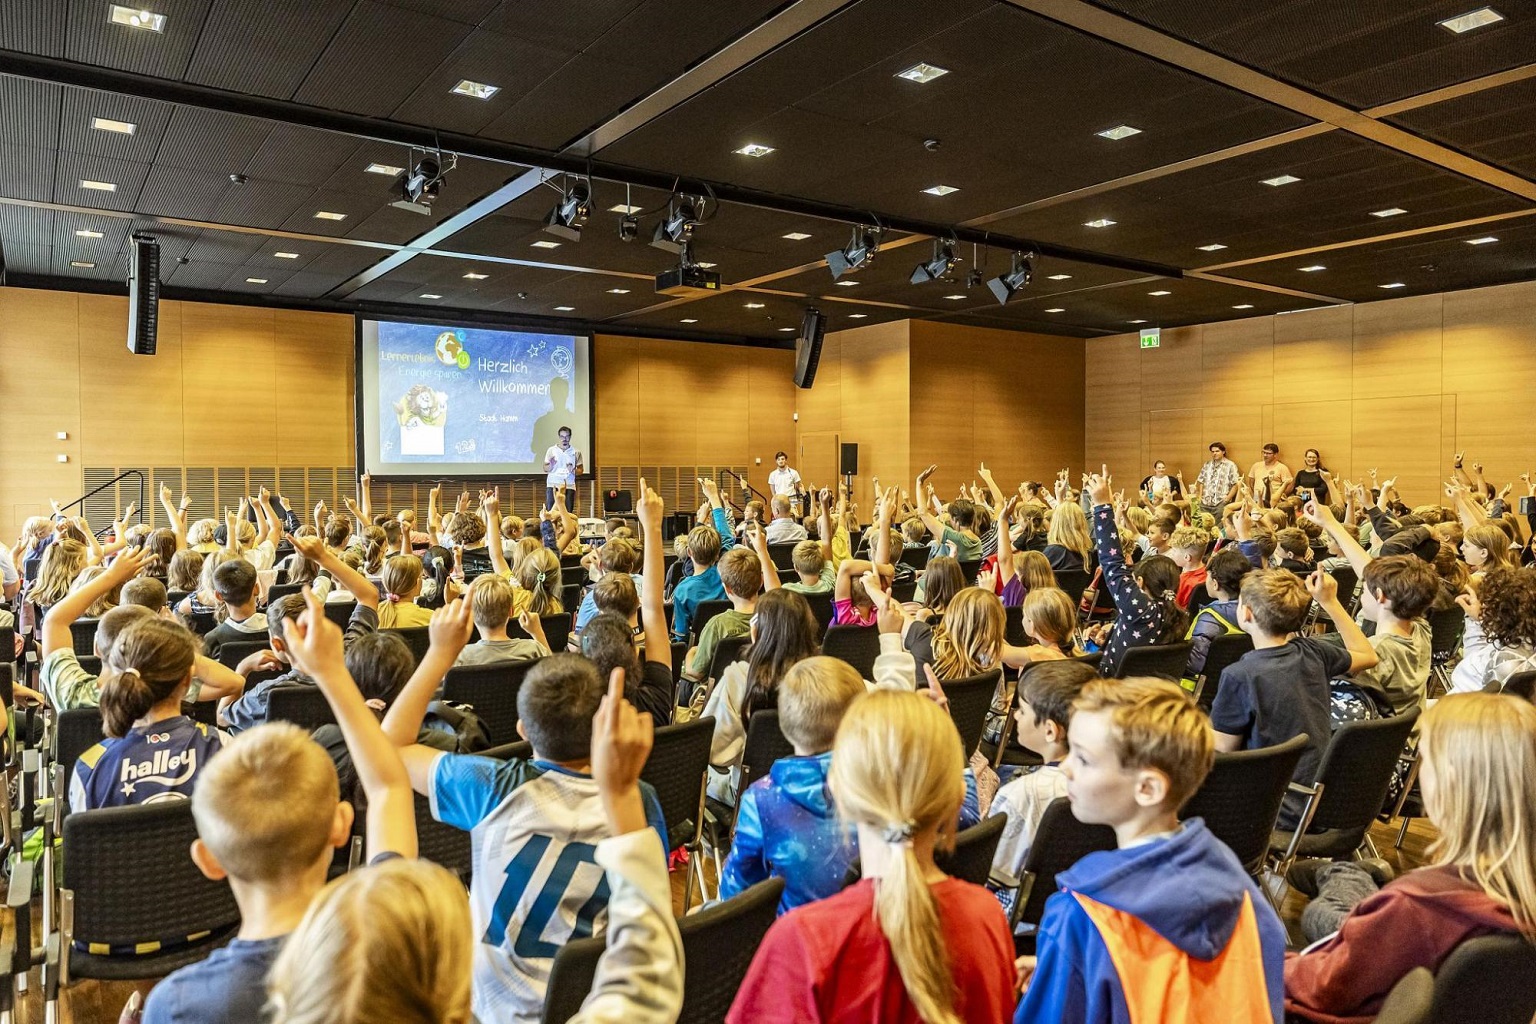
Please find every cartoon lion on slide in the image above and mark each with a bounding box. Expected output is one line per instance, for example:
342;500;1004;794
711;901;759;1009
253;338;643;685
393;384;448;428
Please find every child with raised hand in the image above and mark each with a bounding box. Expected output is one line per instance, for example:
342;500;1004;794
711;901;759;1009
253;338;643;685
720;656;867;912
1285;692;1536;1022
266;665;684;1024
730;689;1015;1024
382;605;666;1024
1014;678;1286;1024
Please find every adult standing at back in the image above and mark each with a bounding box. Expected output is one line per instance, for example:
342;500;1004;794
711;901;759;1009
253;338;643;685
1195;442;1241;519
1140;460;1182;503
543;426;583;510
767;451;802;501
1247;444;1292;508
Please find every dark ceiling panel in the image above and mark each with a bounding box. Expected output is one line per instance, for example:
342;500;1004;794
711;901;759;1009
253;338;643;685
1389;76;1536;183
983;131;1534;269
242;125;364;188
0;76;61;152
52;151;153;212
50;208;133;263
0;0;67;56
383;0;501;23
1088;0;1536;109
56;86;174;163
155;107;274;173
64;0;214;79
389;29;575;137
184;0;355;98
166;257;246;290
136;164;233;221
1217;216;1536;302
1006;273;1335;333
291;1;474;117
208;176;312;230
479;0;639;52
617;288;902;341
0;145;60;203
3;243;55;276
476;55;663;151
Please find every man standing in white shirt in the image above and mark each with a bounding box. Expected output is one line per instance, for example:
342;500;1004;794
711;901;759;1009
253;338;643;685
767;451;802;501
1246;443;1292;508
1195;441;1241;517
543;425;584;509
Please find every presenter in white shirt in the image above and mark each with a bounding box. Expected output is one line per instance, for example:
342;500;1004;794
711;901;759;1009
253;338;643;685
767;451;802;498
543;426;584;509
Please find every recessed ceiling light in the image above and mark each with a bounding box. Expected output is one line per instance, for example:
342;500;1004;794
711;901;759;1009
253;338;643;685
365;162;404;176
943;294;966;300
744;302;765;309
1371;207;1408;217
1148;290;1171;296
1047;273;1072;281
1096;124;1141;140
923;185;960;196
91;116;136;135
1261;174;1302;186
778;327;796;332
419;293;443;299
1438;7;1504;33
848;313;868;319
1467;236;1499;245
554;305;575;311
1232;304;1254;310
895;62;949;83
74;229;104;238
79;179;116;192
1299;265;1326;272
608;204;641;214
70;260;96;268
450;79;499;99
835;280;859;287
1084;218;1116;228
313;210;346;220
696;262;716;269
734;143;775;158
462;272;488;280
1379;282;1407;289
680;318;698;324
246;277;268;284
1044;307;1066;313
109;5;166;31
273;251;299;259
1128;319;1147;324
530;240;561;249
1197;243;1228;252
606;288;630;294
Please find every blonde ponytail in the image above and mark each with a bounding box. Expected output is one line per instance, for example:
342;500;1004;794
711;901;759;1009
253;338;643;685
830;690;967;1024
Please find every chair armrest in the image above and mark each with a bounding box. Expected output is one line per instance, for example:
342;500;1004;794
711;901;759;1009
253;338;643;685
1371;966;1433;1024
7;860;33;909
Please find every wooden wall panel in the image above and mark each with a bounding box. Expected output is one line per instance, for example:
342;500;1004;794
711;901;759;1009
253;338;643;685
838;324;910;514
1273;304;1354;383
1271;400;1354;484
275;309;353;465
78;292;185;467
592;335;641;465
1144;408;1203;481
1138;326;1201;403
0;289;82;539
1201;318;1274;410
1351;294;1442;401
1086;384;1143;485
180;302;278;465
1352;395;1444;505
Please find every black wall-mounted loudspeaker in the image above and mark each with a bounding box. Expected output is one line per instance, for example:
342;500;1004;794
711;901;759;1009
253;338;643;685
126;234;160;356
840;443;859;476
793;306;825;389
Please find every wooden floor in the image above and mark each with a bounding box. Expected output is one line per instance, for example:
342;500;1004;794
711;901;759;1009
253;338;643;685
16;816;1440;1023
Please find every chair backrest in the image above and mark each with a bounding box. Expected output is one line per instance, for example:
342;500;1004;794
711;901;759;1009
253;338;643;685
265;684;337;731
1424;933;1536;1024
740;710;795;789
670;642;691;686
560;553;585;569
510;613;572;652
55;707;106;812
1055;568;1094;605
77;654;103;676
1426;606;1466;659
415;791;471;882
821;624;881;679
321;600;356;627
1004;605;1029;647
802;591;834;638
541;877;785;1024
1181;733;1309;875
766;542;799;572
638;717;714;851
265;581;304;605
693;599;733;642
935;812;1008;887
898;547;930;570
707;633;750;684
70;618;98;655
1501;670;1536;702
187;608;217;635
385;626;431;666
957;559;982;585
441;660;541;748
1016;797;1117;928
943;668;1002;759
561;583;583;616
890;578;918;604
482;740;535;760
216;639;269;671
1310;706;1422;835
1114;640;1193;681
1196;633;1255;711
62;801;239;954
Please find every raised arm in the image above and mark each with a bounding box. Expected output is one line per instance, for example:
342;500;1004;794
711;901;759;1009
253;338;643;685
1303;500;1370;577
872;486;896;571
1306;569;1378;675
381;597;474;794
284;586;416;860
427;483;443;537
748;522;780;590
480;488;511;578
636;479;671;669
995;495;1020;584
358;472;373;522
158;484;188;552
815;488;835;564
698;477;734;551
1084;470;1139;612
42;547;151;657
554;486;580;552
290;533;379;610
915;465;946;540
101;501;139;556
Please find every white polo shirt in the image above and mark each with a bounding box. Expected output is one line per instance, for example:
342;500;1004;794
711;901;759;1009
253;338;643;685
544;444;581;487
767;466;801;497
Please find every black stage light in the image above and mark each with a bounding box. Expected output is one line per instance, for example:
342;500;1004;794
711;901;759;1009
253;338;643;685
543;179;592;241
651;197;701;254
987;250;1036;305
826;225;882;280
910;238;957;284
618;215;639;242
391;155;450;215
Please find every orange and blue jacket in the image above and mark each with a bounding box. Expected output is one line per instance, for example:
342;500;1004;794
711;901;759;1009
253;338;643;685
1014;819;1285;1024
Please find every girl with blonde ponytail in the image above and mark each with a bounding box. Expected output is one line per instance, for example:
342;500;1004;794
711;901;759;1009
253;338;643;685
729;690;1015;1024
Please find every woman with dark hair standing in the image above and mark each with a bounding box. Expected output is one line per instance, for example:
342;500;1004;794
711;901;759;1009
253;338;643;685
1287;449;1332;505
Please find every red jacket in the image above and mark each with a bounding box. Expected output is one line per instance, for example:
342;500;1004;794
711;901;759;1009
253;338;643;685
1284;865;1522;1024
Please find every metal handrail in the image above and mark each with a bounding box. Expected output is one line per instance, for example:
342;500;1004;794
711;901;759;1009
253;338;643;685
53;469;146;537
717;468;769;507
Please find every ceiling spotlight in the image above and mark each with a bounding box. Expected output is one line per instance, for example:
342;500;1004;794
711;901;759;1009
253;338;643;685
922;184;959;196
274;251;299;259
607;288;631;294
1379;282;1407;289
1084;218;1115;228
734;142;775;158
652;196;702;254
79;179;117;192
450;79;500;99
91;116;136;134
1096;124;1141;140
1299;264;1326;272
75;229;104;239
1197;243;1227;252
1233;304;1254;309
1047;273;1072;280
390;152;454;215
365;162;404;176
246;277;268;284
1148;290;1171;296
609;203;641;214
1371;207;1408;217
618;215;639;242
554;305;576;312
987;251;1036;305
825;225;883;280
313;210;346;221
1044;308;1065;313
896;62;949;83
544;178;591;241
109;5;165;31
849;313;868;319
680;318;698;324
1467;236;1498;245
1438;7;1503;33
70;260;96;268
783;232;812;241
419;293;443;299
1261;174;1301;186
910;238;957;284
463;272;488;280
745;302;765;309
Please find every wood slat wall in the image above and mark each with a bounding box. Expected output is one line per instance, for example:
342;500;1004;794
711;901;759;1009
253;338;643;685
1084;280;1536;507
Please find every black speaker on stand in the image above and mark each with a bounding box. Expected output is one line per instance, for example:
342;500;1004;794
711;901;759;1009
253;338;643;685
126;234;160;356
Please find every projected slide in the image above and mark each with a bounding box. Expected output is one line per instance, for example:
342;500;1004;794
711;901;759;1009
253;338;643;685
357;317;592;478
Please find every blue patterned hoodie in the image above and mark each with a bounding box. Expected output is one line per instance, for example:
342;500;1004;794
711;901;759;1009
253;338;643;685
719;752;852;914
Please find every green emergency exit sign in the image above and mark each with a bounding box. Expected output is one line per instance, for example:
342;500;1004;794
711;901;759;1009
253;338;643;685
1140;326;1161;349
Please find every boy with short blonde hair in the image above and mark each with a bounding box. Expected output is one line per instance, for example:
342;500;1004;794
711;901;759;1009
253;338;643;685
1168;526;1210;610
1015;677;1286;1024
782;538;834;595
719;656;865;912
456;573;548;667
